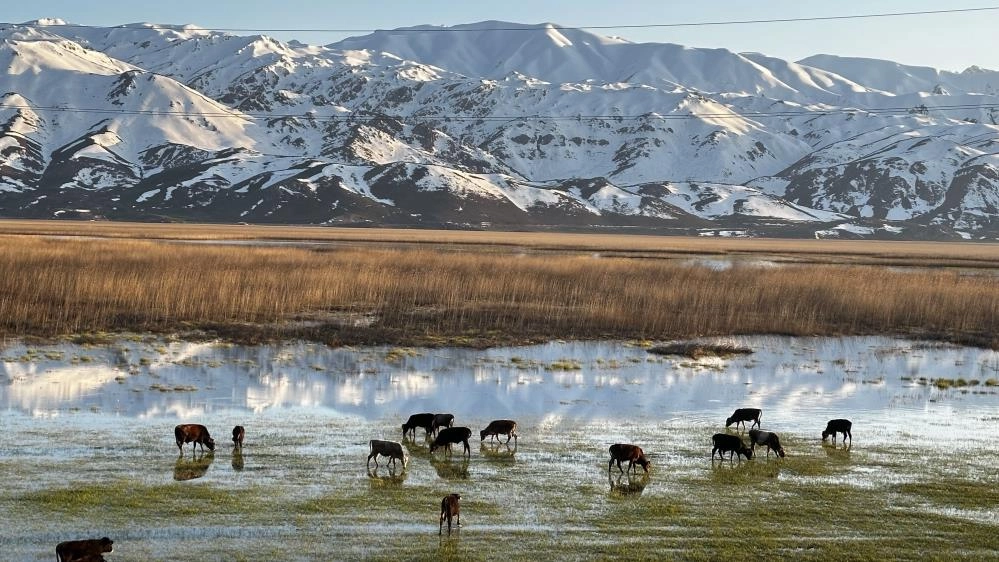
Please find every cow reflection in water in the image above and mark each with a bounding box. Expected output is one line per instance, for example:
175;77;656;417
822;441;852;459
431;457;470;480
480;441;517;462
608;472;649;497
710;456;780;480
231;448;245;471
367;466;407;488
174;452;214;481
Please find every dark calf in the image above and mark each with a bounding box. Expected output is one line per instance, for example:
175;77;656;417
822;419;852;444
712;433;754;461
725;408;762;430
430;427;472;457
748;429;786;458
174;424;215;454
402;413;435;439
439;493;461;535
232;425;245;449
56;537;113;562
480;420;518;444
608;443;651;474
432;413;455;437
367;439;409;469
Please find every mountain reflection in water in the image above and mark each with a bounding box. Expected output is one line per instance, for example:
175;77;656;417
3;337;999;428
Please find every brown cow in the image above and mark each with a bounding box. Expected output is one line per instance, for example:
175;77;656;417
439;493;461;535
232;425;245;449
56;537;113;562
174;424;215;454
608;443;651;474
480;420;518;444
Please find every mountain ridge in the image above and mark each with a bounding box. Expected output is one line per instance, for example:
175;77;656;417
1;19;997;239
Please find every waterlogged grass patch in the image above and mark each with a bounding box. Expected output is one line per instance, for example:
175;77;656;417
17;481;271;519
546;359;582;370
897;479;999;509
912;376;987;389
297;485;503;521
385;347;421;362
648;343;753;359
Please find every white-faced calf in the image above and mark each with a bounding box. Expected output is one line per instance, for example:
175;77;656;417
725;408;762;430
430;427;473;457
608;443;651;474
748;429;786;458
822;419;852;444
367;439;409;469
480;420;518;444
439;493;461;535
712;433;754;461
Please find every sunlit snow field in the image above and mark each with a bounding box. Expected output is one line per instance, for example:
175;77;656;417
2;337;998;560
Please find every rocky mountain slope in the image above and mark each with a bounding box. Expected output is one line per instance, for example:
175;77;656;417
1;19;998;238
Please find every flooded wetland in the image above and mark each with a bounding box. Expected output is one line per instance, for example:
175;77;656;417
2;336;999;560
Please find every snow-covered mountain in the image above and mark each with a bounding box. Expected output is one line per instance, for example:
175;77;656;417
1;19;998;238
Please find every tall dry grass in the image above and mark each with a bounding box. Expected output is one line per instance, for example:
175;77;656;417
1;236;997;345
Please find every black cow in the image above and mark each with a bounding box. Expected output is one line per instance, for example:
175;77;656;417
822;419;852;444
432;414;455;437
712;433;753;461
56;537;113;562
402;413;435;439
232;425;245;449
725;408;762;430
430;427;472;457
748;429;786;458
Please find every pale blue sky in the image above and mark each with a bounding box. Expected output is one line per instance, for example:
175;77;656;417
6;0;999;71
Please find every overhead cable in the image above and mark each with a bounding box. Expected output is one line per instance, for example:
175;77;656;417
2;6;998;34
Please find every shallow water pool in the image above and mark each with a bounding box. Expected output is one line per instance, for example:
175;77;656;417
1;336;997;560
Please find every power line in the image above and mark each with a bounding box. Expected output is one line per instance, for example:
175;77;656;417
0;102;995;122
3;6;999;35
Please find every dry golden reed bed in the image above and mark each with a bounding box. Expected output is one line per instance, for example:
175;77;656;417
2;233;998;347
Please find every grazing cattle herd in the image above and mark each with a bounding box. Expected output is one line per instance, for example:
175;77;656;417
58;410;853;554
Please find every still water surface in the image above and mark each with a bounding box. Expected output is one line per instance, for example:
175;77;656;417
2;336;998;560
3;336;998;424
